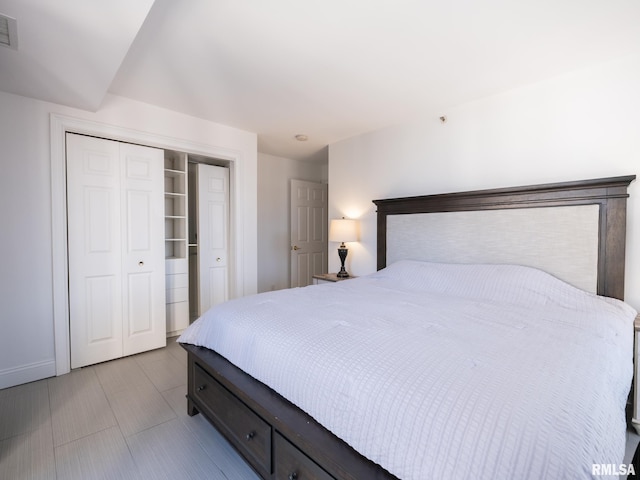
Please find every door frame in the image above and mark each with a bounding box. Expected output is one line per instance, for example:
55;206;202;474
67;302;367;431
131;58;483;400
50;113;245;376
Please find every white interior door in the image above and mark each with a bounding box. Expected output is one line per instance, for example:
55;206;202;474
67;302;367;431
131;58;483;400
120;143;166;357
67;134;165;369
197;163;229;315
67;134;123;368
290;180;327;287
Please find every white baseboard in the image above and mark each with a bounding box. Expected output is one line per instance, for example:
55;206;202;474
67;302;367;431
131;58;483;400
0;359;56;390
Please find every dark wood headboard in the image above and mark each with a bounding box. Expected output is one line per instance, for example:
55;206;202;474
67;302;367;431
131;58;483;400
373;175;635;300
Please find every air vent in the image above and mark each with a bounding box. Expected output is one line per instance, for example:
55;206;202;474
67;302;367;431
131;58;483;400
0;14;18;50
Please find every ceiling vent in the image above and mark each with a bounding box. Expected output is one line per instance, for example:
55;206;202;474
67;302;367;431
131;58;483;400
0;14;18;50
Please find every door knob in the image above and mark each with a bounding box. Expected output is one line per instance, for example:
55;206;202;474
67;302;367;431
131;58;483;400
138;261;144;266
291;245;300;251
216;257;222;262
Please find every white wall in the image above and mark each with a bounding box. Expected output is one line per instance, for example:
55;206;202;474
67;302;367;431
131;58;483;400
329;54;640;311
257;152;327;292
0;91;258;389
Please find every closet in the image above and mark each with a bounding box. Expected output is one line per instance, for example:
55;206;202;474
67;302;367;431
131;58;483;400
166;154;230;333
67;134;230;368
164;151;189;335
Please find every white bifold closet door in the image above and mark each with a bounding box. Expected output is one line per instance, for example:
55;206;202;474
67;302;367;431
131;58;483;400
196;163;229;315
67;133;166;369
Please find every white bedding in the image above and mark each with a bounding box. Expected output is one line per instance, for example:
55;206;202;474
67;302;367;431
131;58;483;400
178;261;636;480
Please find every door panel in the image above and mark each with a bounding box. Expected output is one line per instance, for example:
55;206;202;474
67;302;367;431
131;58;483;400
86;275;119;343
290;180;327;287
208;267;228;307
197;164;229;316
296;207;309;242
207;202;227;249
120;142;166;356
126;272;153;335
85;188;114;253
68;134;123;368
296;253;310;287
126;191;152;251
311;206;324;241
125;156;152;179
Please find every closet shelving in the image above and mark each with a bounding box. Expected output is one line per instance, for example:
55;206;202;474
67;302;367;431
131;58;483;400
164;155;187;260
164;151;189;336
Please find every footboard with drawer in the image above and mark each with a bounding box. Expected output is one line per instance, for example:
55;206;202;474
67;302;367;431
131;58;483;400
184;343;397;480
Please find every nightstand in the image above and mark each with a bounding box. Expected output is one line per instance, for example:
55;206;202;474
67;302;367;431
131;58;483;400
312;273;357;285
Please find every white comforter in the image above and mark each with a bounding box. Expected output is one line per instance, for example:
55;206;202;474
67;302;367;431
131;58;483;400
179;261;636;480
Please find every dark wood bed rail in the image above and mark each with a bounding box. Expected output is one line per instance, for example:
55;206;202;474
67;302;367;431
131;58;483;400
374;175;635;300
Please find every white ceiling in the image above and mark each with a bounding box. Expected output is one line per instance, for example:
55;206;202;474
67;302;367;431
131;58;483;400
1;0;639;161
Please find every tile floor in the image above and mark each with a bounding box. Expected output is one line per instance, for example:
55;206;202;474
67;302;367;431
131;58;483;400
0;338;259;480
1;338;639;479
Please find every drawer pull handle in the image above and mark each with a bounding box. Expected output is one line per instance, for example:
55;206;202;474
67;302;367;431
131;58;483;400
288;473;298;480
245;431;255;441
196;385;206;392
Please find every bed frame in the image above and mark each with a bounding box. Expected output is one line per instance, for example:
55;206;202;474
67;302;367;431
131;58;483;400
183;175;635;480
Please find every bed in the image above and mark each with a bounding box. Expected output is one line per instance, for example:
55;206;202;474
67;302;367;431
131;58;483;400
180;175;637;480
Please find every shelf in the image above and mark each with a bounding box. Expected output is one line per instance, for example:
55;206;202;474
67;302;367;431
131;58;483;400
164;168;185;177
165;191;186;197
166;238;187;242
165;215;186;219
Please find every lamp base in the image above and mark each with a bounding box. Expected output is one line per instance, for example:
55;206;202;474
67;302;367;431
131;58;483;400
337;245;349;278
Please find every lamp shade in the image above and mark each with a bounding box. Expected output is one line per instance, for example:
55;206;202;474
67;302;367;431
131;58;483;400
329;218;358;243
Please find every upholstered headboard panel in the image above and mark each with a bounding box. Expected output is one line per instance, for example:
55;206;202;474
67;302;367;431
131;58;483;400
374;176;635;300
386;205;600;293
